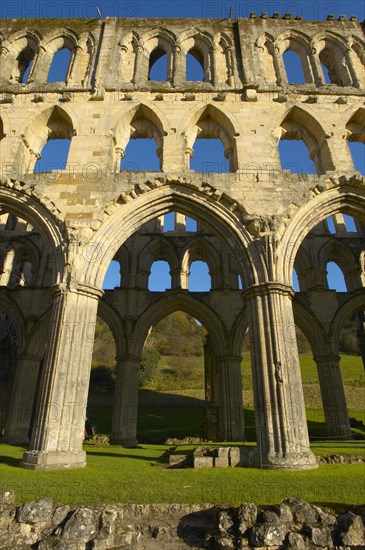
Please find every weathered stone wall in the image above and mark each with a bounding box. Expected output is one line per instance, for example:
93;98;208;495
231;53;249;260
0;493;364;549
0;15;364;470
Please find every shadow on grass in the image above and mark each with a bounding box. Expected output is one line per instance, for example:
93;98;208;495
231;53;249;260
85;449;161;462
0;455;23;468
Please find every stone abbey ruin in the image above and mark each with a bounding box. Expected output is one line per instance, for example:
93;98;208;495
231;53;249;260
0;14;364;471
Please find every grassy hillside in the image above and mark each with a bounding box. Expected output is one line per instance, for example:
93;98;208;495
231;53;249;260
89;312;364;424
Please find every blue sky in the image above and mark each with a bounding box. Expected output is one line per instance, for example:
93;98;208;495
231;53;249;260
26;1;365;292
1;1;364;20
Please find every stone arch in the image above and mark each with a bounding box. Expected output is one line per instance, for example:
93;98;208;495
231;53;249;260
38;28;80;84
42;27;79;52
79;184;260;291
113;102;169;167
277;184;365;286
179;29;214;83
97;300;127;358
130;293;226;358
346;108;365;144
181;236;222;289
182;102;240;171
277;105;334;174
0;187;66;284
318;238;362;291
312;31;353;87
137;236;180;289
329;291;365;354
255;32;277;84
2;29;41;82
275;29;313;84
293;301;331;359
139;28;176;82
217;32;236;86
21;104;76;171
293;245;313;291
349;36;365;88
117;31;139;82
230;305;249;358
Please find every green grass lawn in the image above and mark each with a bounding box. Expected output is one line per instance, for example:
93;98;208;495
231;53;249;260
1;443;364;506
1;353;363;507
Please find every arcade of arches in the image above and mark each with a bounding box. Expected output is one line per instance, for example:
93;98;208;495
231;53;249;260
0;16;364;471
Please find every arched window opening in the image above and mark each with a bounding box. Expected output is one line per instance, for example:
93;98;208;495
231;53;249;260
238;274;243;290
188;261;211;291
191;138;229;173
321;63;331;84
47;48;72;83
103;260;121;290
163;212;175;232
186;216;197;232
326;216;336;234
292;268;300;292
283;50;305;84
278;140;316;174
326;262;347;291
120;138;160;171
0;118;4;140
149;49;168;81
17;48;35;83
318;47;349;86
148;260;171;291
186;50;204;81
138;311;206;441
4;214;17;231
347;142;365;175
34;139;71;172
343;215;357;233
161;212;196;233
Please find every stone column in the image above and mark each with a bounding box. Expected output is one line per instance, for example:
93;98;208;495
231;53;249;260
204;337;219;440
133;44;145;84
344;49;359;87
309;48;324;86
209;46;217;86
3;355;42;444
217;355;245;441
110;354;140;447
273;47;287;86
244;282;317;470
20;283;102;470
315;355;352;439
172;45;182;86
